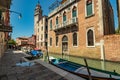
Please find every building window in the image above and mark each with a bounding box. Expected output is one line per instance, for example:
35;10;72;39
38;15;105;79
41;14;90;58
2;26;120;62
50;37;52;46
56;36;58;46
63;12;66;22
86;0;93;17
41;34;43;40
38;35;39;41
72;6;77;18
41;26;43;31
87;29;94;46
50;20;52;30
45;26;48;31
41;42;43;46
73;33;77;46
56;16;58;25
45;33;48;39
38;28;39;32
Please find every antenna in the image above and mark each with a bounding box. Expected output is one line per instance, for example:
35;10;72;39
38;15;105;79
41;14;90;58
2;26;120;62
49;0;60;12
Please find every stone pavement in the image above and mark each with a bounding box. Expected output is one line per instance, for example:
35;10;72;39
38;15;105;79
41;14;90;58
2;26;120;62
0;50;85;80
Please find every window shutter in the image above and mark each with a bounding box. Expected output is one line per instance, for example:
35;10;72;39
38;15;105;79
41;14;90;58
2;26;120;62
87;3;92;16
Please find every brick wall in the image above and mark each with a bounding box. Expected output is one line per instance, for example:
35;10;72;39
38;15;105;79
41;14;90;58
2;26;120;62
104;35;120;61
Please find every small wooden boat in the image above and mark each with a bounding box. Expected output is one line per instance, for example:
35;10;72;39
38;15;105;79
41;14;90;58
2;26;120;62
50;58;120;80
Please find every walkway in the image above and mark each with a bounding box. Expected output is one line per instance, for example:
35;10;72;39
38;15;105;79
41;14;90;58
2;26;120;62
0;50;85;80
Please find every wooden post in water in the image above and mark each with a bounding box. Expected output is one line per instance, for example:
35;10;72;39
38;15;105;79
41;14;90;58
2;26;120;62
84;58;92;80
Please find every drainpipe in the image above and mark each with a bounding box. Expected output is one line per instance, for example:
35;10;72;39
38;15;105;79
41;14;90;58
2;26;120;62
100;40;105;61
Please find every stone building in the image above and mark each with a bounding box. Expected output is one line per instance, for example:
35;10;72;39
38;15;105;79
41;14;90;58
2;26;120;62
34;2;48;51
48;0;115;60
0;0;12;58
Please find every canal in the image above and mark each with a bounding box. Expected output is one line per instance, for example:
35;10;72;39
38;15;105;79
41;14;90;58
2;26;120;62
43;53;120;74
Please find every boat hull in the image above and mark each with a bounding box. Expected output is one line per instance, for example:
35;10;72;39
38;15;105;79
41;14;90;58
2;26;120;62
50;58;120;80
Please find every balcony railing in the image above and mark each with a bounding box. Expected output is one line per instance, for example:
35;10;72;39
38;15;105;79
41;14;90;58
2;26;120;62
49;0;75;17
53;17;78;30
0;21;12;32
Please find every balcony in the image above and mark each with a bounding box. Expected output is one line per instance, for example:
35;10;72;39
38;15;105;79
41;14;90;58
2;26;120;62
49;0;76;17
0;21;12;32
53;17;78;31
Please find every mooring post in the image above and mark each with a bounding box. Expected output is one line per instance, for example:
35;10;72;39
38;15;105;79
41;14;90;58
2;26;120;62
84;58;92;80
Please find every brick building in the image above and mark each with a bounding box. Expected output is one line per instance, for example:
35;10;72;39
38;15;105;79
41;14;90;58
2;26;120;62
16;37;28;46
28;35;36;47
0;0;12;58
48;0;115;60
16;35;36;50
34;2;48;51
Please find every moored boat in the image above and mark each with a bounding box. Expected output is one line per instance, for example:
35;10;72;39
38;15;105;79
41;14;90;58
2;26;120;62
50;58;120;80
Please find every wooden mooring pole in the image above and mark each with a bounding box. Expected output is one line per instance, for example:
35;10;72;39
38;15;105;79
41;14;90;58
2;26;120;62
84;58;92;80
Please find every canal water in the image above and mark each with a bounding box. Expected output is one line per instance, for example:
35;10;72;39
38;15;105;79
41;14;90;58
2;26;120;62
43;53;120;74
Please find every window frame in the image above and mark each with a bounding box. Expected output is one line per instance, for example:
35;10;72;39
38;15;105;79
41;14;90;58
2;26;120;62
56;36;59;47
72;6;77;18
85;0;94;18
56;16;59;25
50;19;52;30
50;37;52;46
73;32;78;47
86;27;95;47
63;11;67;22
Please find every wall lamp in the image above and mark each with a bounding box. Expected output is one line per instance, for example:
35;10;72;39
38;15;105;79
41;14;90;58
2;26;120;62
0;9;22;19
9;10;22;19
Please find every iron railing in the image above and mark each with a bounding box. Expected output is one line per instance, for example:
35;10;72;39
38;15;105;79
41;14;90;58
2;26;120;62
53;17;78;30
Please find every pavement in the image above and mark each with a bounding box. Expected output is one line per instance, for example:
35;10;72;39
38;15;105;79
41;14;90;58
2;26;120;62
0;49;86;80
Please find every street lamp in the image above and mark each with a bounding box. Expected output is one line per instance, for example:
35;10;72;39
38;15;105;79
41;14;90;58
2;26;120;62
0;9;22;19
9;10;22;19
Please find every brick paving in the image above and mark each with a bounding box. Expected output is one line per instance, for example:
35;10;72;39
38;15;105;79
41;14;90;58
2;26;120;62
0;50;68;80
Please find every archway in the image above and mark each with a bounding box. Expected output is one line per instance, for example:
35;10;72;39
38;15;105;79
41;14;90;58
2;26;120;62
62;35;68;57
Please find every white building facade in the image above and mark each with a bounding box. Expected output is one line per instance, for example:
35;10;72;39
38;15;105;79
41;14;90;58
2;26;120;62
34;3;48;51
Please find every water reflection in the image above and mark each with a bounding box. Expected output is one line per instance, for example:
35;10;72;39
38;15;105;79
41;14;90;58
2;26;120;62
43;53;120;74
101;61;106;70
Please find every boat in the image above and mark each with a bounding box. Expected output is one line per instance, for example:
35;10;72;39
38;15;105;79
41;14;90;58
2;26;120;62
50;58;120;80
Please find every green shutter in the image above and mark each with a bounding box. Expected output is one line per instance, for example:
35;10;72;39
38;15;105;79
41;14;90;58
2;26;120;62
63;15;66;22
56;18;58;25
72;10;76;18
87;3;93;16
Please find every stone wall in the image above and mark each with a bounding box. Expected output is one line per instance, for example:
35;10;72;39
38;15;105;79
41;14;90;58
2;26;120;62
104;35;120;61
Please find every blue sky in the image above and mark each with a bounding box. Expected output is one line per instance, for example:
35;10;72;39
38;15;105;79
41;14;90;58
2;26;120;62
10;0;118;39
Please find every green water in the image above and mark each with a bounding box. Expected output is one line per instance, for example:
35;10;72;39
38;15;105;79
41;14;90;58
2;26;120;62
43;53;120;74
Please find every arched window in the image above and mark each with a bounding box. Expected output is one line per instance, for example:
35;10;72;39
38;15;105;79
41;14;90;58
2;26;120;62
87;29;94;46
63;11;66;22
72;6;77;18
73;33;77;46
86;0;93;16
62;35;68;42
